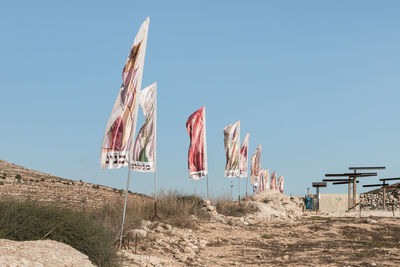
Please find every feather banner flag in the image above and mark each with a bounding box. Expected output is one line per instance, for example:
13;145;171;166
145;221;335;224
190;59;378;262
278;176;284;193
263;169;269;190
131;83;157;172
259;168;264;192
250;145;262;186
100;18;150;169
186;107;208;180
239;133;250;178
270;171;277;189
223;121;241;177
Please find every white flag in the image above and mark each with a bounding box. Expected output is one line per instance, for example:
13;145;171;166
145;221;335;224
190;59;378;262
223;121;240;177
131;83;157;172
100;18;150;169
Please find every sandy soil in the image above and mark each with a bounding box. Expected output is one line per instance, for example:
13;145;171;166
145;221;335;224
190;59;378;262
194;216;400;267
122;215;400;266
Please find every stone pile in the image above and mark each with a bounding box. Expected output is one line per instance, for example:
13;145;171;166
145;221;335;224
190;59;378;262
119;220;209;266
247;189;303;221
361;188;400;210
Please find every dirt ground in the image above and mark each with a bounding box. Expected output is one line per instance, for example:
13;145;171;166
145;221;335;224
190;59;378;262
123;215;400;266
194;216;400;267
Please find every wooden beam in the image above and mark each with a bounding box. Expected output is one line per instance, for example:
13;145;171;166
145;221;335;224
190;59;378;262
349;167;386;170
325;172;377;177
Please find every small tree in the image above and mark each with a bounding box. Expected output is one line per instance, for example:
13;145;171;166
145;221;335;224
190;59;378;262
15;174;22;183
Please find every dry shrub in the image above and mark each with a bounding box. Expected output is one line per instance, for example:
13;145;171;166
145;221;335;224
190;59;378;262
0;197;117;266
214;197;257;217
89;190;209;236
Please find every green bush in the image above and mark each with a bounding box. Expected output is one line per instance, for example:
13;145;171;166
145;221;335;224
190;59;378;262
0;198;117;266
15;174;21;183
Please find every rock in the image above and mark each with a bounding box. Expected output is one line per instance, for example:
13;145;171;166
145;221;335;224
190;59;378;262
202;198;211;206
207;205;216;211
256;254;262;259
189;214;198;221
127;229;147;238
155;225;164;233
162;224;172;231
283;255;289;260
141;220;152;228
199;239;208;247
0;239;94;267
365;218;377;224
174;253;187;262
184;247;194;255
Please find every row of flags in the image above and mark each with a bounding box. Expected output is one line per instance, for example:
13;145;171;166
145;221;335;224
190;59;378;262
99;17;284;196
100;18;157;173
185;107;284;194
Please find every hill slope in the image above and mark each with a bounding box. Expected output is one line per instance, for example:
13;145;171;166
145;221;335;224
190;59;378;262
0;159;150;208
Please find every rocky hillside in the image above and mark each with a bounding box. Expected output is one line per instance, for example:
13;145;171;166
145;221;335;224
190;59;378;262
0;159;151;208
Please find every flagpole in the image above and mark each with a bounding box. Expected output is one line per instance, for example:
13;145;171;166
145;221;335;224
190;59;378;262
153;170;158;220
238;123;240;205
119;167;132;248
153;85;158;221
238;177;240;204
206;174;209;199
246;176;248;197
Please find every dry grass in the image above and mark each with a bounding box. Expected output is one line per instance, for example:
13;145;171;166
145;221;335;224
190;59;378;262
0;197;117;266
214;197;257;217
88;191;210;237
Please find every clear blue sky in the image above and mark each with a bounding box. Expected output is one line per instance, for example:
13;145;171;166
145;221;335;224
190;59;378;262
1;1;399;197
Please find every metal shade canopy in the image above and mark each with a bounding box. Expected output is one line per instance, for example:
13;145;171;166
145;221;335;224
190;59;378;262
323;178;355;182
325;172;377;177
312;182;327;187
379;177;400;182
349;166;386;170
333;181;359;185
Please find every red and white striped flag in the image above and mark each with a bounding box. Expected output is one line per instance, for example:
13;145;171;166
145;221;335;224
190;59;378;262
259;168;264;192
278;176;284;193
239;133;250;178
270;171;277;189
250;145;261;186
186;107;208;180
263;169;269;190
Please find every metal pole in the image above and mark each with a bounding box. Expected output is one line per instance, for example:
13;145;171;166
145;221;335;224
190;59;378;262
316;186;320;211
119;168;132;248
153;170;158;221
383;186;386;210
230;181;233;201
246;176;248;197
353;169;357;209
348;182;351;210
238;177;240;204
206;174;209;199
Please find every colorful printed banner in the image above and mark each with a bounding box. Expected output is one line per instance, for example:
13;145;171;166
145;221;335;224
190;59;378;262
259;168;264;192
263;169;269;190
186;107;208;180
270;171;277;189
100;18;150;169
278;176;284;193
131;83;157;172
250;145;261;185
239;133;250;178
223;121;240;177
